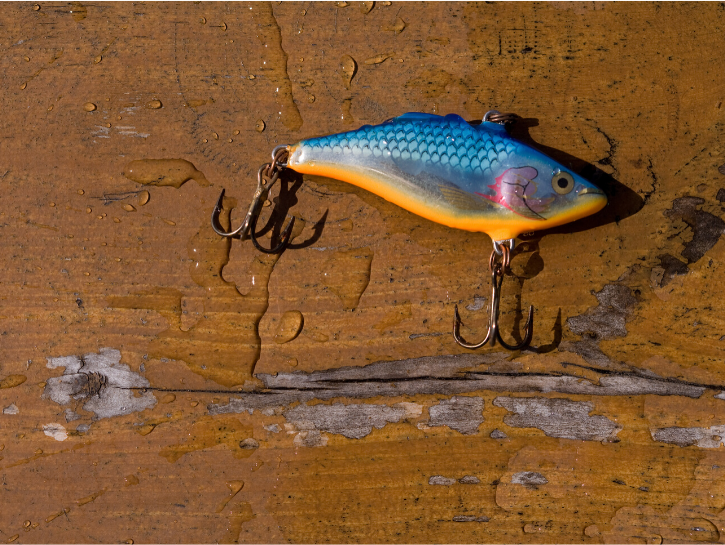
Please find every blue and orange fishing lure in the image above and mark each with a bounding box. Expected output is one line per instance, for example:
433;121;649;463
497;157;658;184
212;111;607;350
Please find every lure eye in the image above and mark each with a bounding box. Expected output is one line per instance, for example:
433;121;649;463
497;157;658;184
552;170;575;195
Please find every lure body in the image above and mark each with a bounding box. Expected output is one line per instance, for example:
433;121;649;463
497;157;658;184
288;113;607;241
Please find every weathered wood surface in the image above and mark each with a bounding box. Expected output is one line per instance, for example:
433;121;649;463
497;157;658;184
1;1;725;543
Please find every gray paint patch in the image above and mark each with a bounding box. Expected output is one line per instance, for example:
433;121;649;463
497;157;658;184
44;348;156;419
490;429;508;439
284;402;405;439
511;471;548;489
459;475;480;484
209;354;705;417
293;430;328;447
427;396;484;435
429;476;456;486
664;196;725;263
453;515;490;522
651;426;725;448
567;284;637;340
3;403;19;415
493;396;621;441
563;283;637;369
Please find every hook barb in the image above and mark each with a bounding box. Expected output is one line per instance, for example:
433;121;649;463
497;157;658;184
452;243;534;351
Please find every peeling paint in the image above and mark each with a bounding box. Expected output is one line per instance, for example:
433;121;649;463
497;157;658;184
651;425;725;448
459;475;480;484
209;353;705;417
664;196;725;263
511;471;548;489
493;396;621;441
490;429;508;439
44;348;156;419
563;284;637;368
428;475;456;485
43;423;68;441
3;403;19;415
427;396;483;435
293;430;328;447
284;402;405;439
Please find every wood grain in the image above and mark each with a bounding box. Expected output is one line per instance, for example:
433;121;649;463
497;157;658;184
1;2;725;543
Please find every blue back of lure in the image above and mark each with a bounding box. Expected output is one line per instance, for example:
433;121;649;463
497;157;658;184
288;113;607;241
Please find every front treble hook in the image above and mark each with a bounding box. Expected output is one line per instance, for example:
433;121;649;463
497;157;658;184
453;242;534;350
211;146;295;254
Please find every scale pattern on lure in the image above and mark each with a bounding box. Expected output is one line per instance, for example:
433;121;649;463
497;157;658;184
288;112;607;242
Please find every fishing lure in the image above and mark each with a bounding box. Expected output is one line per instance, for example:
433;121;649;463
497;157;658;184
212;111;607;350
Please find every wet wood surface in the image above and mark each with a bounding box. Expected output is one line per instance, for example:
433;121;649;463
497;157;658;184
2;1;725;543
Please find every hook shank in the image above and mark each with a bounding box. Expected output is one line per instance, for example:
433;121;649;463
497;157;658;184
453;243;533;350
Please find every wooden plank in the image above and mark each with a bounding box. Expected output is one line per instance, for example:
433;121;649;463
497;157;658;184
1;1;725;543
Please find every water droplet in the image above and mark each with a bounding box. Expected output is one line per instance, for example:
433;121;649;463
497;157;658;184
233;129;240;135
360;1;374;13
364;52;393;65
382;16;405;33
113;217;121;223
23;521;31;528
323;247;373;310
274;310;304;344
105;122;111;128
23;56;30;62
117;115;122;120
190;401;199;407
340;54;357;89
336;1;349;6
125;540;134;544
123;203;136;212
256;120;265;132
341;97;354;125
248;74;256;80
228;138;233;143
381;1;391;5
96;215;103;219
8;534;19;542
212;132;219;140
94;55;102;64
49;202;56;207
138;190;150;205
301;8;307;15
77;189;84;195
32;4;40;10
163;219;176;226
199;16;206;24
308;95;316;103
83;102;96;112
263;199;272;207
161;393;176;404
86;207;92;213
123;159;210;188
20;82;27;90
286;357;298;367
124;474;139;486
220;22;227;30
146;99;162;109
70;2;87;21
202;138;208;143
